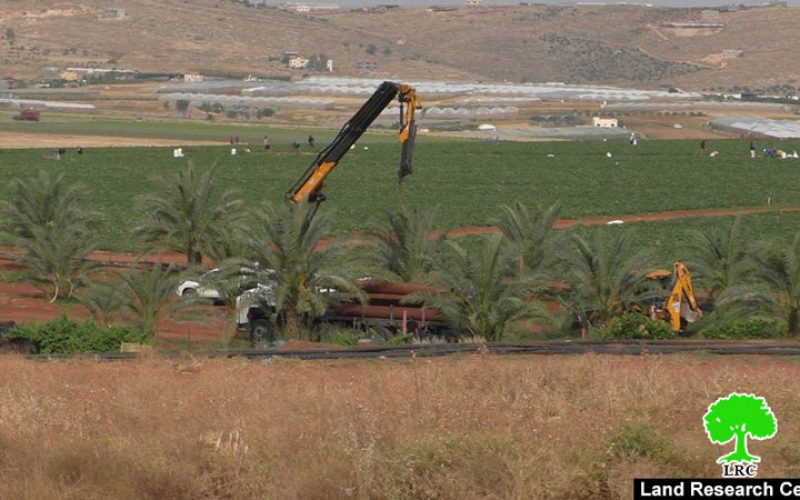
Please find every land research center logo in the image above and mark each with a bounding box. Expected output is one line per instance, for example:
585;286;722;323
703;393;778;478
633;393;796;500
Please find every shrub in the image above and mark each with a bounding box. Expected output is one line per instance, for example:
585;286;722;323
501;329;541;341
597;313;676;340
701;320;785;339
373;435;520;496
256;108;274;119
318;328;360;346
5;316;147;354
387;333;414;345
175;99;190;114
608;421;669;461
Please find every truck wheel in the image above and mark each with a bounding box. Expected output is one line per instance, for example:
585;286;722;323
250;319;275;345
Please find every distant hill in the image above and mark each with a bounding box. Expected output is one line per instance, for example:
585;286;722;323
2;1;800;90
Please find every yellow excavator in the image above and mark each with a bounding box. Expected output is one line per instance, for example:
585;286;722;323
287;81;420;209
647;260;702;331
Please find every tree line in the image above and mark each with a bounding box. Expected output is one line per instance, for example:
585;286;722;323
1;165;799;343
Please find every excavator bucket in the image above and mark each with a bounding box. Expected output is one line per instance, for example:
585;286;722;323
680;302;701;323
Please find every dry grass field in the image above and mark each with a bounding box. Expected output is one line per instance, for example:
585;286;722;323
1;354;799;499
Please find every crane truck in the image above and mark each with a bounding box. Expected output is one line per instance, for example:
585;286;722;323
237;81;427;343
286;80;420;209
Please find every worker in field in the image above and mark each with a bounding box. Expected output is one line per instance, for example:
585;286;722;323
699;140;706;156
262;135;270;151
308;134;315;149
292;141;301;151
750;141;756;159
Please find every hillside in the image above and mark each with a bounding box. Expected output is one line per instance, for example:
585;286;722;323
2;1;800;89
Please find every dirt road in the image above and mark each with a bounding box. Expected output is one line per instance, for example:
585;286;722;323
448;205;800;237
0;133;221;149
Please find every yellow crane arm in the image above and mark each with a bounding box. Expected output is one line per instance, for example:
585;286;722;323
286;81;419;205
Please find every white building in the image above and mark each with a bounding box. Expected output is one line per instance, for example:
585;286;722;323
183;73;204;83
279;3;341;12
593;117;618;128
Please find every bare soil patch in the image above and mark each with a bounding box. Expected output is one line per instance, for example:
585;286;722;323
622;116;732;140
0;279;229;341
0;132;221;149
448;205;800;237
0;282;88;324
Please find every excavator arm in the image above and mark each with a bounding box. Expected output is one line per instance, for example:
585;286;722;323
663;260;702;331
286;81;419;205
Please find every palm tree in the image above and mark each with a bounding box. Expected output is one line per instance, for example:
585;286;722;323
117;263;180;337
563;228;658;329
364;203;444;282
21;225;96;302
492;201;561;276
244;202;365;339
135;163;246;265
686;218;754;301
0;171;96;302
749;234;800;337
76;279;126;327
406;235;548;341
0;171;92;238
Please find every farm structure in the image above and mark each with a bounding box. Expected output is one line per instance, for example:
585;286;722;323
711;117;800;139
592;117;618;128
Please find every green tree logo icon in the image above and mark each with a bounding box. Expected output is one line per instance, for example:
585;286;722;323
703;393;777;463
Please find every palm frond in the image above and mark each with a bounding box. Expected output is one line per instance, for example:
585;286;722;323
134;162;245;263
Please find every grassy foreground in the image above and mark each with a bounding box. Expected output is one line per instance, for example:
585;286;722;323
1;355;799;499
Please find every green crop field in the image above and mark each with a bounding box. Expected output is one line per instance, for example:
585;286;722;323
581;212;800;266
1;137;800;259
